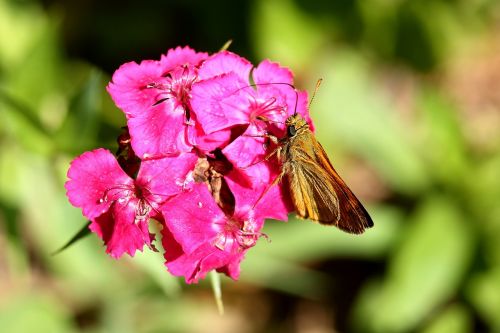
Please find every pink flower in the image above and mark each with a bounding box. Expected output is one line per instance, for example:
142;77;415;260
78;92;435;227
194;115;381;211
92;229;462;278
65;148;197;258
107;46;208;158
161;178;289;283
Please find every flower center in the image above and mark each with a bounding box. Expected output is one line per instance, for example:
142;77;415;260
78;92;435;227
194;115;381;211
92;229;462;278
249;96;287;123
169;66;197;107
145;65;198;109
98;182;160;224
213;218;261;252
98;184;135;204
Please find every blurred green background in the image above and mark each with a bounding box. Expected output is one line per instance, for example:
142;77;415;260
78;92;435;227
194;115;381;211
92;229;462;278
1;0;500;332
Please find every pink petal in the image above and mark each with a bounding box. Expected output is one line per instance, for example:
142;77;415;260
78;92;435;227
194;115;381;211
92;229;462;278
222;125;272;180
164;253;199;282
252;60;312;130
160;46;208;72
216;259;242;280
198;51;253;81
255;182;293;221
136;152;198;202
253;59;293;85
225;173;291;222
161;183;225;254
65;149;133;220
187;121;232;153
253;60;296;120
127;99;192;158
165;242;244;283
162;225;231;283
222;125;269;171
161;224;185;263
89;199;154;258
252;60;294;125
254;87;304;129
107;60;167;117
190;73;251;134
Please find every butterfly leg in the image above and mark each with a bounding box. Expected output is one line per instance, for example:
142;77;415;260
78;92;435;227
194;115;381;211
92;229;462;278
251;166;286;209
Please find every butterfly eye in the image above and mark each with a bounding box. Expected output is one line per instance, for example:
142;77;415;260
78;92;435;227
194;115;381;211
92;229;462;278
287;125;297;137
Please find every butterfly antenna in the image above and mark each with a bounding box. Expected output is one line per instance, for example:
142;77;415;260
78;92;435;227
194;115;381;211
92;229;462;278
308;78;323;109
292;85;298;116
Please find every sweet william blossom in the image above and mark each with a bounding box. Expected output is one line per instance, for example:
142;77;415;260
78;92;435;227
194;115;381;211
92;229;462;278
107;46;209;158
65;148;197;258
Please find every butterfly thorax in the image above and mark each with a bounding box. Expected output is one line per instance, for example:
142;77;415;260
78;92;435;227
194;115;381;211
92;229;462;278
279;114;317;166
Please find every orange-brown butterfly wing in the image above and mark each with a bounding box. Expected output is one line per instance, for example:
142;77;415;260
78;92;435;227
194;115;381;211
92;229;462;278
312;137;373;233
286;158;340;222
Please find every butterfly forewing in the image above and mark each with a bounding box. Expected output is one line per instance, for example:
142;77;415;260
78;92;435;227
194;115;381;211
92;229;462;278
312;137;373;233
281;114;373;234
286;160;340;222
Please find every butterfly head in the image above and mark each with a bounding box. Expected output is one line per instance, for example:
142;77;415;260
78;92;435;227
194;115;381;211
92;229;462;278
285;114;309;138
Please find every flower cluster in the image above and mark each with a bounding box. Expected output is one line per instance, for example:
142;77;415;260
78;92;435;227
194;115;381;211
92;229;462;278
65;46;313;283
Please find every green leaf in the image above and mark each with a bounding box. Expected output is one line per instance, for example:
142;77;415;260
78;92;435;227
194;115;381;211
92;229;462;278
420;304;472;333
0;90;54;155
0;90;51;137
417;88;469;188
352;195;475;333
56;70;104;152
2;13;63;111
466;268;500;330
52;221;91;255
0;0;48;70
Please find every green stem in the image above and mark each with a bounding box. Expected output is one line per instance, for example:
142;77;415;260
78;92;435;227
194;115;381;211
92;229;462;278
210;270;224;315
